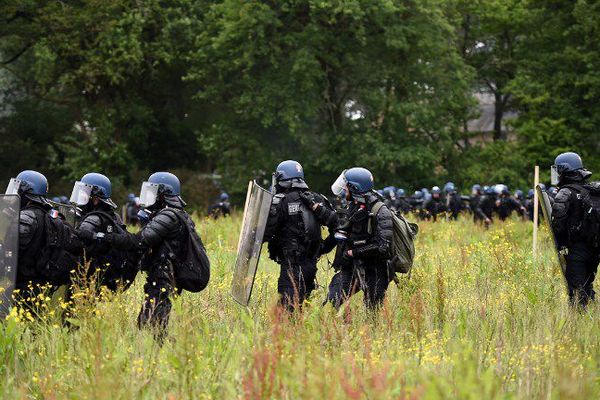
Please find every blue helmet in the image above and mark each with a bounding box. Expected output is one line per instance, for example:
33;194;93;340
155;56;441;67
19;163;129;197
148;172;181;196
51;196;61;203
472;184;482;194
81;173;112;199
70;172;117;208
383;186;396;199
432;186;442;195
514;189;524;199
5;170;49;206
527;189;535;199
413;190;423;199
396;188;406;197
332;167;374;196
444;182;456;193
421;188;430;194
484;186;496;195
345;167;374;194
12;170;48;196
220;192;229;201
275;160;304;182
140;171;185;209
127;193;136;201
553;152;583;174
539;183;546;191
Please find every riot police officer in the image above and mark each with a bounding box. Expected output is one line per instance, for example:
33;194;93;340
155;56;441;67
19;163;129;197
394;188;412;214
424;186;446;222
70;173;139;292
550;152;600;307
125;193;140;226
263;160;338;311
470;184;483;224
327;167;394;310
495;185;526;221
103;172;210;335
208;192;231;219
410;190;426;220
5;170;81;306
444;182;463;221
475;186;497;227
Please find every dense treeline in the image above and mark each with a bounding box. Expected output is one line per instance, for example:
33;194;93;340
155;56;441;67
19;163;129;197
1;0;599;207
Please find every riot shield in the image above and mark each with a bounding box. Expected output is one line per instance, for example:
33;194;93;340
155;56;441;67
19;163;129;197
0;195;20;318
49;200;78;227
231;181;273;306
536;185;567;279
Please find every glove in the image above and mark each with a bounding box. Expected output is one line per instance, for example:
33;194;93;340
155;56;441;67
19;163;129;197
299;192;321;211
77;229;97;242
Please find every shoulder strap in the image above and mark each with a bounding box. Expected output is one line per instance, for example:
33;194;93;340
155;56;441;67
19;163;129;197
371;201;385;216
368;202;385;235
87;210;127;234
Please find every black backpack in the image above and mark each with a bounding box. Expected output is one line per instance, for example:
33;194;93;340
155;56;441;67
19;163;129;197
563;183;600;247
37;212;80;285
169;210;210;293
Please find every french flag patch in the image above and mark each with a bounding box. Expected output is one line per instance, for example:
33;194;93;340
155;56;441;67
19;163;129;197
50;209;59;219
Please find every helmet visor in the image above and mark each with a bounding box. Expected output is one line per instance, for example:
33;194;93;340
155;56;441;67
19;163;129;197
550;165;559;186
70;181;94;206
5;178;21;195
331;171;348;197
139;181;160;207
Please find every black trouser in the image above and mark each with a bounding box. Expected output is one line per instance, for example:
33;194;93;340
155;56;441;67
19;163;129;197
277;257;317;312
326;261;391;310
138;261;179;336
565;243;600;307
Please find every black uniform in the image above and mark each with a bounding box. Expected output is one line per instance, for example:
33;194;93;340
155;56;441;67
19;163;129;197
264;188;337;311
16;202;81;304
475;194;496;224
551;170;599;307
327;193;393;310
446;193;463;220
470;194;483;223
125;200;140;226
497;196;524;221
78;206;139;291
208;200;231;219
394;197;413;214
424;196;446;222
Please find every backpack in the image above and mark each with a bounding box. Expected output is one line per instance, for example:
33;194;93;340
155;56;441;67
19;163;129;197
85;210;140;288
169;210;211;293
371;202;419;275
37;212;80;285
563;183;600;247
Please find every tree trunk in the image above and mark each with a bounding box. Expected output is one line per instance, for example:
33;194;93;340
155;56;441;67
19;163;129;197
493;91;507;141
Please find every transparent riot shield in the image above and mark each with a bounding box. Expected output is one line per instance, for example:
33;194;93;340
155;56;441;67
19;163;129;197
49;200;78;227
231;181;273;306
0;195;20;318
536;185;567;279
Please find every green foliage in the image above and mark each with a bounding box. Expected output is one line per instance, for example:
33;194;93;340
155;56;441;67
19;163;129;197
2;0;600;199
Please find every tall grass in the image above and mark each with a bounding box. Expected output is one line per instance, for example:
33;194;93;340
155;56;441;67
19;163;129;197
1;214;598;399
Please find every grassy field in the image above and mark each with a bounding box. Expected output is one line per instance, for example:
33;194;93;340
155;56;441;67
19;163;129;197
1;213;598;399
